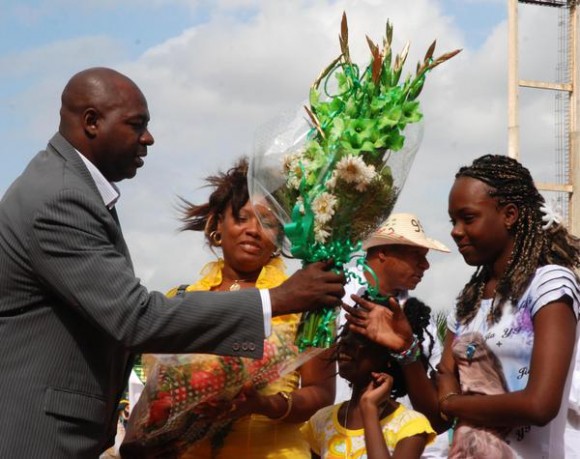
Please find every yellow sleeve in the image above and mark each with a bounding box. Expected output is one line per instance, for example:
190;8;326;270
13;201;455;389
300;418;321;456
395;413;437;446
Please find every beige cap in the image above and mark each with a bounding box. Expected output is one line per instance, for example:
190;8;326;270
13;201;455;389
362;213;450;253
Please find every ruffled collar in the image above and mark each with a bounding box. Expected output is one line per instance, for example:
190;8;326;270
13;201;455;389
188;257;288;291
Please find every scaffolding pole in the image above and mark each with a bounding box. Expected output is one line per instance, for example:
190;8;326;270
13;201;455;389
568;1;580;235
508;0;520;159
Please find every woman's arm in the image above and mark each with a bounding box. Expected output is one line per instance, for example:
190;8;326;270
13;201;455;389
284;349;336;422
404;330;458;432
234;349;336;422
441;300;577;427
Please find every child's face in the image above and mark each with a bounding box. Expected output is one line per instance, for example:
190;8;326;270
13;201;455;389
448;176;514;267
337;328;390;386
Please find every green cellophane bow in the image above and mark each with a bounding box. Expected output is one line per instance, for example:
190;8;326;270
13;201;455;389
282;13;460;351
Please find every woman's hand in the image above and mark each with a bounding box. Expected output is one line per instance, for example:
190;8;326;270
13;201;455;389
343;295;413;352
228;385;295;421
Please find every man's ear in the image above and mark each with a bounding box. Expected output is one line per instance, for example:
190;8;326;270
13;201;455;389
83;108;99;138
503;203;519;231
377;246;390;261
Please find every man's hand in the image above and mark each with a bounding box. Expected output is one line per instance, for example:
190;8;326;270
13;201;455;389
270;261;345;316
343;294;414;352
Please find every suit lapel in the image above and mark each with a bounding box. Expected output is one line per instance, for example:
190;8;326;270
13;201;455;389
47;133;134;269
48;133;101;199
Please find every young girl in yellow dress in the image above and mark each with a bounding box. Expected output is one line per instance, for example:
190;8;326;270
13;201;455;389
301;323;435;458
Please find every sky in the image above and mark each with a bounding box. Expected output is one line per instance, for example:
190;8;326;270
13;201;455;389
0;0;569;313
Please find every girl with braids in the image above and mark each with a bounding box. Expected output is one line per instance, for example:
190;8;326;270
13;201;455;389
344;154;580;458
301;325;436;459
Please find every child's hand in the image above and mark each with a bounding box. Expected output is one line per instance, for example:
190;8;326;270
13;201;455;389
360;371;393;410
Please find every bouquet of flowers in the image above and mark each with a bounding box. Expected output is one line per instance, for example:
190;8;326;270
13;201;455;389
122;326;309;457
249;13;461;350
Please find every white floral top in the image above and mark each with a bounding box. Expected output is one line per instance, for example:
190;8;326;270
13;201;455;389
448;265;580;459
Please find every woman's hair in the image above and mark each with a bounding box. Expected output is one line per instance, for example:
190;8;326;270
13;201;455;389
179;157;251;246
454;154;580;324
335;295;434;400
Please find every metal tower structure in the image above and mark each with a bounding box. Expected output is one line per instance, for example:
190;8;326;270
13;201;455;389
508;0;580;234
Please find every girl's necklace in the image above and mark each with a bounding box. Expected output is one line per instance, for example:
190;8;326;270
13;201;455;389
343;400;351;458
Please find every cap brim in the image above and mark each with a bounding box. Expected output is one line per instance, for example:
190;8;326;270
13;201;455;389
362;235;450;253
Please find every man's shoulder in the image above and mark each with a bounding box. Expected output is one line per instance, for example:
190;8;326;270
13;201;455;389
3;137;94;214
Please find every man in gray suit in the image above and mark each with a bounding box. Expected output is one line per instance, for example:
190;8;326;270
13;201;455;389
0;67;345;458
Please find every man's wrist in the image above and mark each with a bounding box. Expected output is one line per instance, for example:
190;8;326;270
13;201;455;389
259;289;272;337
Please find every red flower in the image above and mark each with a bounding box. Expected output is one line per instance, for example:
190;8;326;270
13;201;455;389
189;369;226;396
148;392;172;427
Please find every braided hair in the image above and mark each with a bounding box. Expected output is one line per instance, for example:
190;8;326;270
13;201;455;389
334;295;435;400
454;154;580;325
404;297;436;372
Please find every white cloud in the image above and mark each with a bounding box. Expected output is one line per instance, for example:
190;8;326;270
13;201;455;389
1;0;564;313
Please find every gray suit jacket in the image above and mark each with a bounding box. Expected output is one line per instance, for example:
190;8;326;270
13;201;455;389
0;133;265;458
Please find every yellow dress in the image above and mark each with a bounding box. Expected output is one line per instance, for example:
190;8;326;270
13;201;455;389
169;258;311;459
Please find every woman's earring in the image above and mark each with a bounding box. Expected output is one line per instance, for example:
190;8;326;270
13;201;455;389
271;248;282;258
210;231;222;246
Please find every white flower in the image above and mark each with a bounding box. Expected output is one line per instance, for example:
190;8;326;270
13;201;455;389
314;222;331;243
287;175;301;190
354;164;377;192
296;196;305;214
540;201;563;230
286;155;310;190
335;155;377;192
325;171;338;190
282;151;303;173
335;155;368;183
312;192;338;225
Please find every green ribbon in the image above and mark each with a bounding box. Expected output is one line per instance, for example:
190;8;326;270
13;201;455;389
291;51;419;351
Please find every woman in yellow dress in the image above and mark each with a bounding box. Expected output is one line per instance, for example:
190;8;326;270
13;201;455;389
170;157;336;459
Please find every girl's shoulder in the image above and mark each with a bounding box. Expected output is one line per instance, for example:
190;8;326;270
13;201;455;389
523;265;580;317
386;404;436;444
387;404;430;425
310;403;338;423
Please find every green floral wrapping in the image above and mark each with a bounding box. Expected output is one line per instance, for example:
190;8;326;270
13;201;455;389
250;13;461;351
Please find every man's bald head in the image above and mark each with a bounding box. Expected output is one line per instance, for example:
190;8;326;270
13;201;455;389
59;67;141;134
58;67;154;182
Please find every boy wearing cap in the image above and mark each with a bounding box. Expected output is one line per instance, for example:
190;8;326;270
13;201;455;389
336;212;450;402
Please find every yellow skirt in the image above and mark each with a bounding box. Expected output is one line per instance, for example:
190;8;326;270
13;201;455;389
180;414;310;459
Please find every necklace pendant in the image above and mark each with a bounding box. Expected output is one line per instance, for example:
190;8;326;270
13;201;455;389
466;342;477;362
229;281;241;291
